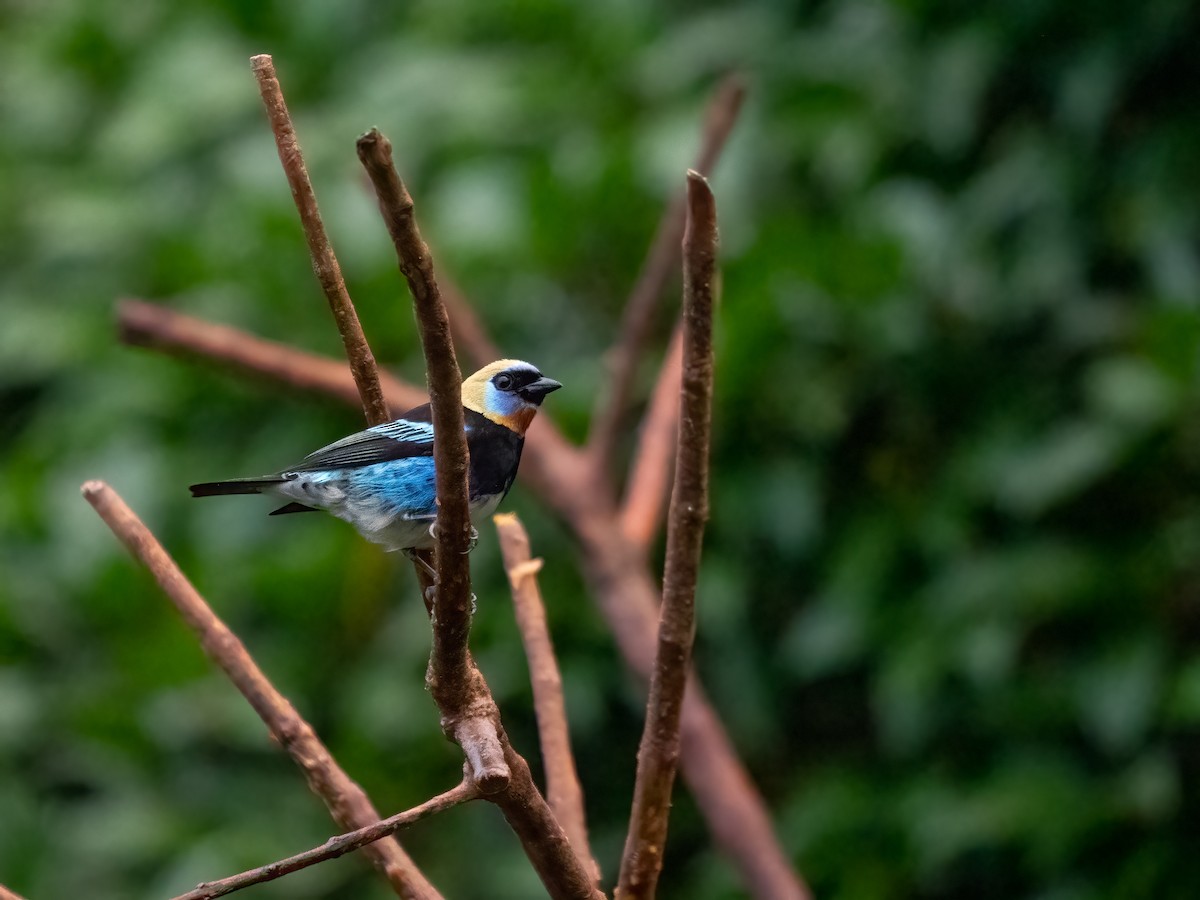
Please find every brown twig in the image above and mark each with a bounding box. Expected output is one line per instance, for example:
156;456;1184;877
494;513;599;885
617;171;718;899
587;74;745;472
117;299;423;411
0;884;30;900
80;481;441;900
354;128;496;778
173;781;477;900
356;130;603;900
619;322;683;553
250;54;391;427
116;299;427;413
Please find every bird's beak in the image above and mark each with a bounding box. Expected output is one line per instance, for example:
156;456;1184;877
521;376;562;403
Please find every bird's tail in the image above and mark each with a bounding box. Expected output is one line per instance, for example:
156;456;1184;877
189;476;286;498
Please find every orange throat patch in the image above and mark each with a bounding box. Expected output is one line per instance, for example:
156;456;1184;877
488;406;535;434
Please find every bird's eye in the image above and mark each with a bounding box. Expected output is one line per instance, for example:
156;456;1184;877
494;373;514;391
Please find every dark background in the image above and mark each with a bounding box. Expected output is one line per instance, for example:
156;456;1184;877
2;1;1199;897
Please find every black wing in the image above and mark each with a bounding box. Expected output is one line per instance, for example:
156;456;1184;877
286;405;439;472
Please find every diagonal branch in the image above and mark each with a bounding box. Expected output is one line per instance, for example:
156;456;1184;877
172;781;477;900
250;54;391;427
355;127;492;772
116;300;427;413
494;513;599;885
0;885;30;900
619;321;683;553
618;171;718;899
80;481;441;900
587;74;745;472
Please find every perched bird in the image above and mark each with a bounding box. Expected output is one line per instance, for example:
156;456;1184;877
189;359;560;552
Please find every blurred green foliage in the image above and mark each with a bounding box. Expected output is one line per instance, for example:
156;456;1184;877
2;0;1199;897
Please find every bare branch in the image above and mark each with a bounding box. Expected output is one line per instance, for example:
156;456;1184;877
619;321;683;553
587;74;745;471
80;481;441;900
354;127;498;775
618;171;718;899
250;54;391;426
354;129;472;656
173;781;477;900
0;884;30;900
117;299;427;412
356;131;603;900
495;513;599;885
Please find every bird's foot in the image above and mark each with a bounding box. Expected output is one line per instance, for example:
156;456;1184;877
426;521;479;554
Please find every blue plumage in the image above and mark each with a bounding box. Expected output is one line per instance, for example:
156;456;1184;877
190;360;560;551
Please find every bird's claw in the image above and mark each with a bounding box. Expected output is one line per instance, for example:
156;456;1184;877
426;521;479;554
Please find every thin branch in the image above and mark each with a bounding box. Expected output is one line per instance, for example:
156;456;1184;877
494;513;599;885
173;782;477;900
357;129;604;900
117;299;427;412
619;321;683;553
354;129;472;660
354;127;496;775
618;171;718;899
0;884;30;900
80;481;441;900
587;74;745;471
250;54;391;426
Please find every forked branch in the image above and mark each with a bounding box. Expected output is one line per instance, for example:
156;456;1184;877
617;171;718;899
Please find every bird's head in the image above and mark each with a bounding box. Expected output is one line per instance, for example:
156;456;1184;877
461;359;561;434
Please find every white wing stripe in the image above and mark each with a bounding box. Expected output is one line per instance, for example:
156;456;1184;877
370;420;435;443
